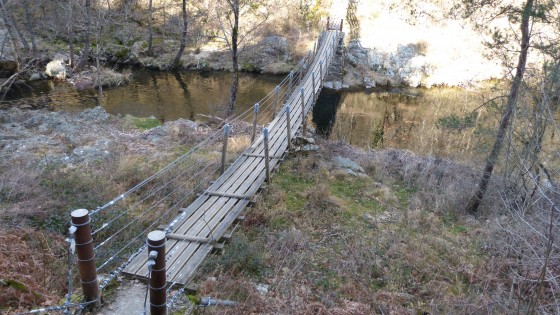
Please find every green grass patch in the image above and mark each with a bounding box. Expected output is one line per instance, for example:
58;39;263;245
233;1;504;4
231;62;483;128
274;171;314;211
329;177;385;216
126;115;162;130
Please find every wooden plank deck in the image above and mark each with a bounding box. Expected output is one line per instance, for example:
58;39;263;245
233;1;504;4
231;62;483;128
123;30;340;286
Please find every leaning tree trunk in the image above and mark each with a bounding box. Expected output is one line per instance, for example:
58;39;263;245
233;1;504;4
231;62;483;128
5;4;30;53
465;0;534;214
172;0;187;69
76;0;91;71
227;0;239;116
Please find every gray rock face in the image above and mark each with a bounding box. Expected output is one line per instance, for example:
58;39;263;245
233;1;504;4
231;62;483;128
29;72;42;81
334;156;365;173
346;40;368;68
72;139;112;162
0;29;18;77
129;40;146;62
77;106;110;122
347;42;432;88
262;36;288;55
145;118;199;143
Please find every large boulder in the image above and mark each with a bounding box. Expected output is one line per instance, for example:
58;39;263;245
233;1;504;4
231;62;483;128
0;29;18;77
45;59;67;79
262;36;288;55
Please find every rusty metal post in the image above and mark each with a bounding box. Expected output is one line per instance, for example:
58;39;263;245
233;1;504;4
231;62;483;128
221;124;231;174
285;105;292;151
326;16;330;30
273;86;279;118
251;103;259;143
300;87;307;137
71;209;100;307
147;231;167;315
263;128;271;183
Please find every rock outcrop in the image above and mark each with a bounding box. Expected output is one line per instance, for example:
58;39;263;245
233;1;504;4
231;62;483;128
0;29;18;78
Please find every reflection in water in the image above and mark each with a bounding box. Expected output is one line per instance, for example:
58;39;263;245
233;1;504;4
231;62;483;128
6;70;283;123
312;88;493;162
312;89;341;137
101;70;282;122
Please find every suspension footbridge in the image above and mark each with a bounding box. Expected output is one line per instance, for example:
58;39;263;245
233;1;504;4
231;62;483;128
22;18;345;315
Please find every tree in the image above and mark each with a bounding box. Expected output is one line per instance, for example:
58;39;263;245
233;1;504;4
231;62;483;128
147;0;154;56
215;0;269;115
75;0;92;71
172;0;188;70
463;0;534;214
23;0;37;55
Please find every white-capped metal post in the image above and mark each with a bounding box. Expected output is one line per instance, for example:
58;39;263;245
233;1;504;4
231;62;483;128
319;61;324;85
312;72;316;101
273;86;280;118
285;106;292;151
263;128;271;183
300;88;307;137
251;103;259;143
221;124;231;174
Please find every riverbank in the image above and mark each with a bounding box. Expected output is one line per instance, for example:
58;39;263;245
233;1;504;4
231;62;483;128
0;0;512;100
2;106;556;313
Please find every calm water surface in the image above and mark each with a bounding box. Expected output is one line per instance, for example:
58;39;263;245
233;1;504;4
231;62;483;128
7;70;499;162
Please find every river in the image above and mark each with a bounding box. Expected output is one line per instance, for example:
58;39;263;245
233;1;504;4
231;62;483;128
6;69;497;163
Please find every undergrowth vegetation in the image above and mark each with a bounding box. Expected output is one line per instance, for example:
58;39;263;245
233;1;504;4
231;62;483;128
195;141;556;314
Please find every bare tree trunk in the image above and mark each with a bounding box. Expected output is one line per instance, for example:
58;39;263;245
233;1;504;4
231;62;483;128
76;0;91;71
227;0;239;115
95;5;103;106
465;0;534;214
68;0;75;68
4;2;30;53
23;0;36;55
172;0;187;69
147;0;153;56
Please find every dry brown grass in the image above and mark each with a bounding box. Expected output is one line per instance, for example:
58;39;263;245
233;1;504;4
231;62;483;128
0;229;67;312
193;146;505;314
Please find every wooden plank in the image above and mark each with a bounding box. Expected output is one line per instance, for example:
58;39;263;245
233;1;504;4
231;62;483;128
123;31;339;285
202;191;251;199
167;234;211;243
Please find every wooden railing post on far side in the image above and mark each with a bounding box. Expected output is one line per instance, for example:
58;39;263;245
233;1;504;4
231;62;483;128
288;71;293;96
319;61;324;85
312;72;316;101
313;41;317;57
299;59;305;86
221;124;231;174
300;87;307;137
71;209;100;308
340;19;343;31
273;86;280;118
263;128;271;183
285;105;292;151
147;231;167;315
251;103;259;143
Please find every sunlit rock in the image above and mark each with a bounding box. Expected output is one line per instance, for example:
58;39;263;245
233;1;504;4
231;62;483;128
45;59;66;80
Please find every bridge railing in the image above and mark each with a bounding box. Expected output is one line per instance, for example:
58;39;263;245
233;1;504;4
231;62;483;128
21;29;340;315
